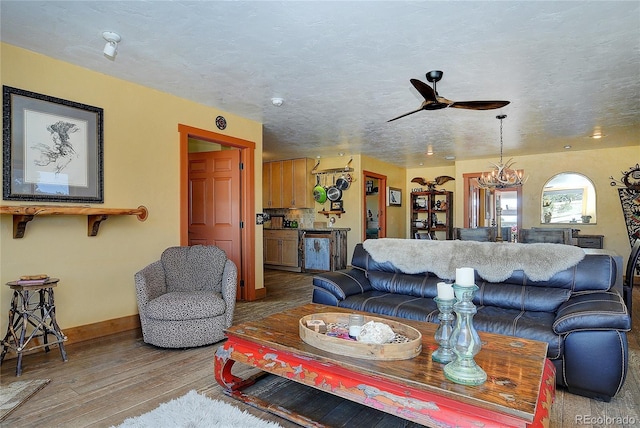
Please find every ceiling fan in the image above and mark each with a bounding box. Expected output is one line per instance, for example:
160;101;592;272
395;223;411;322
388;70;510;122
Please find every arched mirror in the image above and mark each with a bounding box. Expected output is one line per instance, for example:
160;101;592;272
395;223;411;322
541;173;596;224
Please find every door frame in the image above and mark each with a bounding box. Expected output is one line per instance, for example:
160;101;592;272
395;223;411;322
178;124;259;300
463;172;523;232
362;170;387;240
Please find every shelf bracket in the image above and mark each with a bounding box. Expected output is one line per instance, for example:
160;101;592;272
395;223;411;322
13;215;34;239
88;214;109;236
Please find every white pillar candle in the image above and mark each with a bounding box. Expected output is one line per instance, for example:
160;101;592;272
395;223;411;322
456;267;475;286
436;282;455;300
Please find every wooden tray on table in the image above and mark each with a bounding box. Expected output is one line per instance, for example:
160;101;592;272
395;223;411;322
299;312;422;360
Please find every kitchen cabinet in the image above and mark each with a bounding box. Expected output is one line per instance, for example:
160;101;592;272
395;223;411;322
410;191;453;240
283;158;316;208
263;158;315;209
264;229;300;271
262;161;283;209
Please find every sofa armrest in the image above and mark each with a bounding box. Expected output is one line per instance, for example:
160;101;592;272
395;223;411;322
134;260;167;307
221;259;238;328
312;268;372;302
553;291;631;334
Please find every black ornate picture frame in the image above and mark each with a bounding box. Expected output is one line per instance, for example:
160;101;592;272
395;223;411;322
3;86;104;203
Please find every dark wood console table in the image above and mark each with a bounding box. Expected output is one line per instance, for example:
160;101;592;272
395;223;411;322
574;234;604;249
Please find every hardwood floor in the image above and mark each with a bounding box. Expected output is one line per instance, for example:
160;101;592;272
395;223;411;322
1;270;638;427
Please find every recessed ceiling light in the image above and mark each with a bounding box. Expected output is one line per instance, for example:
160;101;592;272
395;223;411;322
564;145;572;149
271;97;284;107
588;126;605;139
419;162;424;166
445;155;455;161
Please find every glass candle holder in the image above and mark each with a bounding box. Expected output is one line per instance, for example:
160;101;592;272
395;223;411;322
443;283;487;385
348;313;364;339
432;297;456;363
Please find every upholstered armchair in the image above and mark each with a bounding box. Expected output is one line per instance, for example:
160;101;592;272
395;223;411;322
134;245;237;348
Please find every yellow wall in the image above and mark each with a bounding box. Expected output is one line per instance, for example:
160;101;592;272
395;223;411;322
407;146;639;269
309;155;406;258
0;44;263;334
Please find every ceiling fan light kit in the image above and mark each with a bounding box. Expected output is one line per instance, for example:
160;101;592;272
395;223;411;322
477;115;527;189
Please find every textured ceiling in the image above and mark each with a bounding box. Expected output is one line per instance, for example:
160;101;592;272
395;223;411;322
1;1;639;167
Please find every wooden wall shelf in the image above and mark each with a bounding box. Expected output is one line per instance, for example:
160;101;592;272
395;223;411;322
0;205;148;238
318;210;344;218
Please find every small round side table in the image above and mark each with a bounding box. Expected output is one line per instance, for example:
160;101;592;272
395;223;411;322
1;278;68;376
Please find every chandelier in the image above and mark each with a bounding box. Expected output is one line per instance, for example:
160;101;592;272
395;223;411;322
477;114;527;189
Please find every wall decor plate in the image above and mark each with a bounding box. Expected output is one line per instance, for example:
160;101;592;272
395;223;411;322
215;115;227;130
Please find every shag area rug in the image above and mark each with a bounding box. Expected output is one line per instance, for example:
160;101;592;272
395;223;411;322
0;379;50;421
362;239;585;282
113;390;282;428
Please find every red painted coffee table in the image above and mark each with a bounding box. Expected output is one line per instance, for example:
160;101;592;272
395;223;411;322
215;303;554;427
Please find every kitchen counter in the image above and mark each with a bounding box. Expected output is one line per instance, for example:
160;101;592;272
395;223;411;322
264;227;351;231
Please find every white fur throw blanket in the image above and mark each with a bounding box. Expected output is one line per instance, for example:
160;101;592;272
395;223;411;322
362;239;585;282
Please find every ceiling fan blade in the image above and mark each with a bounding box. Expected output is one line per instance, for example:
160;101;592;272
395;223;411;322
410;79;437;102
387;107;424;122
449;100;511;110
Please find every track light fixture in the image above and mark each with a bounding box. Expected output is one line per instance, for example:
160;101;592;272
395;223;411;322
102;31;121;59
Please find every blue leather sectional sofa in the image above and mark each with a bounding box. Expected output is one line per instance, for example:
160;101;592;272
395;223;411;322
312;243;631;401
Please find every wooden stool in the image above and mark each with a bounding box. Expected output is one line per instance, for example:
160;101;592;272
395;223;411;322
1;278;68;376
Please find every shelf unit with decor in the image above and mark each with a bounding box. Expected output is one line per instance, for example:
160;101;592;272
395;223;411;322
410;191;453;240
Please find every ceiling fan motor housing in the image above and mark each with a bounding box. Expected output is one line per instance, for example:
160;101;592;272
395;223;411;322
426;70;443;83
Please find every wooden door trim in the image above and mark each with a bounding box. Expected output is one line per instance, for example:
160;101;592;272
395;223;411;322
362;170;387;240
463;171;523;232
463;172;482;228
178;124;258;300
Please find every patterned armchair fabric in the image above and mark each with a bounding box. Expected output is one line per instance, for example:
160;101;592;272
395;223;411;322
134;245;237;348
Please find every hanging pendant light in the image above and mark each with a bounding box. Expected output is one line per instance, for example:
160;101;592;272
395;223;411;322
477;115;527;189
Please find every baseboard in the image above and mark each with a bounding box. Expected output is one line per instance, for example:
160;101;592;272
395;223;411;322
2;314;141;361
65;314;141;344
254;286;267;299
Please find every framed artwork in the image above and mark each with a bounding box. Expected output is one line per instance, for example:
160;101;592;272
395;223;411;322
3;86;104;203
388;187;402;206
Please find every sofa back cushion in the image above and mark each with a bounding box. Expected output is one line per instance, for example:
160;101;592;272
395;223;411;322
495;254;616;292
368;271;439;298
161;245;227;293
352;243;402;273
367;271;571;312
353;244;616;293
